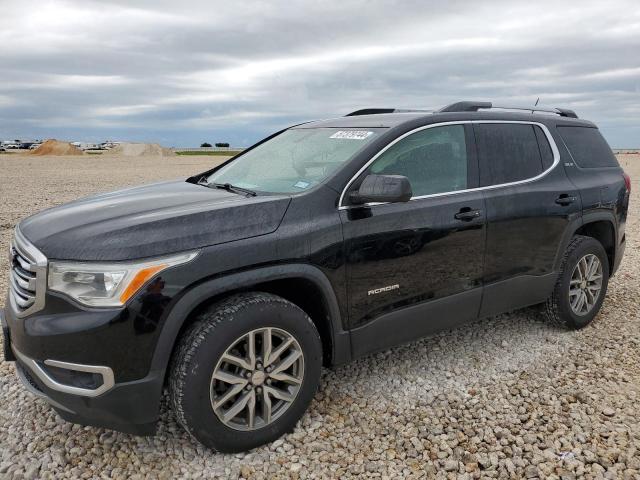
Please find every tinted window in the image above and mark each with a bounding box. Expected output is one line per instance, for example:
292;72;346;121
534;126;554;170
476;124;543;186
369;125;467;196
558;126;619;168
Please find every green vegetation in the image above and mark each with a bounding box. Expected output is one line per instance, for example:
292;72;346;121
175;150;241;156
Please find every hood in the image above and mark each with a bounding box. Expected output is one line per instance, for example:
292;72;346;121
20;180;291;261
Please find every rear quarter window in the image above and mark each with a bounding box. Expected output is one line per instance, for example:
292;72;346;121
558;126;619;168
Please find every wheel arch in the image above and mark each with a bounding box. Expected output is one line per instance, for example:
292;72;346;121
553;213;617;274
150;264;351;383
574;219;616;274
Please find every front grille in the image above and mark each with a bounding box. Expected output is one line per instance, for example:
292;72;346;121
10;249;37;309
8;227;47;317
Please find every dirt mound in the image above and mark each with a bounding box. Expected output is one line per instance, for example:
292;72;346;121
31;139;83;156
109;143;172;156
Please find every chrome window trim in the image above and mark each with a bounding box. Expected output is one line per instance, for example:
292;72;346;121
338;120;560;209
12;345;115;397
9;226;47;318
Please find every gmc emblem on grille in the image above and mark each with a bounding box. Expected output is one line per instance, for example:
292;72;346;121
367;284;400;296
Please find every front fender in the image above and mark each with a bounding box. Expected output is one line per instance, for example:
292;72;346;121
149;263;351;379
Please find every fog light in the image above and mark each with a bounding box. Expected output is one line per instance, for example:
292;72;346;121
42;363;104;389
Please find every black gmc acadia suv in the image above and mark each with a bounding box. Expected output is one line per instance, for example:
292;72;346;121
2;101;630;452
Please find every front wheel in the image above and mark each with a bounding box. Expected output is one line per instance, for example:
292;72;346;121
545;235;609;329
169;292;322;452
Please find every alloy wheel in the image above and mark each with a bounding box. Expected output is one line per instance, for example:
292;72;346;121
569;254;603;316
210;327;305;431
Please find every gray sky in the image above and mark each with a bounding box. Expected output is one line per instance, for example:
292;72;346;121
1;0;639;147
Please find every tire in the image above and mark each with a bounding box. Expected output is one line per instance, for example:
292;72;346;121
169;292;322;452
545;235;609;329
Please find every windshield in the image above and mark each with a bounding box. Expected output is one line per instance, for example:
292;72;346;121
207;127;383;194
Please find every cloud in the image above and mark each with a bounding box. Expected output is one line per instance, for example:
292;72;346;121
0;0;639;146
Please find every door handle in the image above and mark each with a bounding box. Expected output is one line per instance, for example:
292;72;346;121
555;194;577;206
454;208;482;221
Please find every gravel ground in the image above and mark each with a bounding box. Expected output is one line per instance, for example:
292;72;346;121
0;154;638;479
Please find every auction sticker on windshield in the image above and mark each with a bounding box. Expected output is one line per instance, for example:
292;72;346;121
329;130;374;140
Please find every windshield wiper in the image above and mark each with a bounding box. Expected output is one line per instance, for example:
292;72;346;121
207;182;257;197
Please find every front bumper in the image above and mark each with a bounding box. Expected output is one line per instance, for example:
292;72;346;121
2;308;164;436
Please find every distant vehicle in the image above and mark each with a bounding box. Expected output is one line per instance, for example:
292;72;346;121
73;143;104;151
29;144;41;150
2;141;20;149
3;140;40;149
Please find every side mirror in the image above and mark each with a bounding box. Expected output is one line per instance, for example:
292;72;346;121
350;174;412;205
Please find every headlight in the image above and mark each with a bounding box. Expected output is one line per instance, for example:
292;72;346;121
48;251;198;307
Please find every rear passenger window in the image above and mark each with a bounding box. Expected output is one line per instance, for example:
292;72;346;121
558;126;619;168
369;125;468;196
475;124;543;186
534;126;554;170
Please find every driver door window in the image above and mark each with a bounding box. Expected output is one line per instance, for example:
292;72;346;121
369;124;468;197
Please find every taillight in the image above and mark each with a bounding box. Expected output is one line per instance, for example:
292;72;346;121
623;172;631;193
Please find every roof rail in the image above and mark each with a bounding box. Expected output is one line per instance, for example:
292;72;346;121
554;108;579;118
439;101;492;112
345;108;432;116
439;101;578;118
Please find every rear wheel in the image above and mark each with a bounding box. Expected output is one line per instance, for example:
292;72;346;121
169;292;322;452
545;235;609;329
